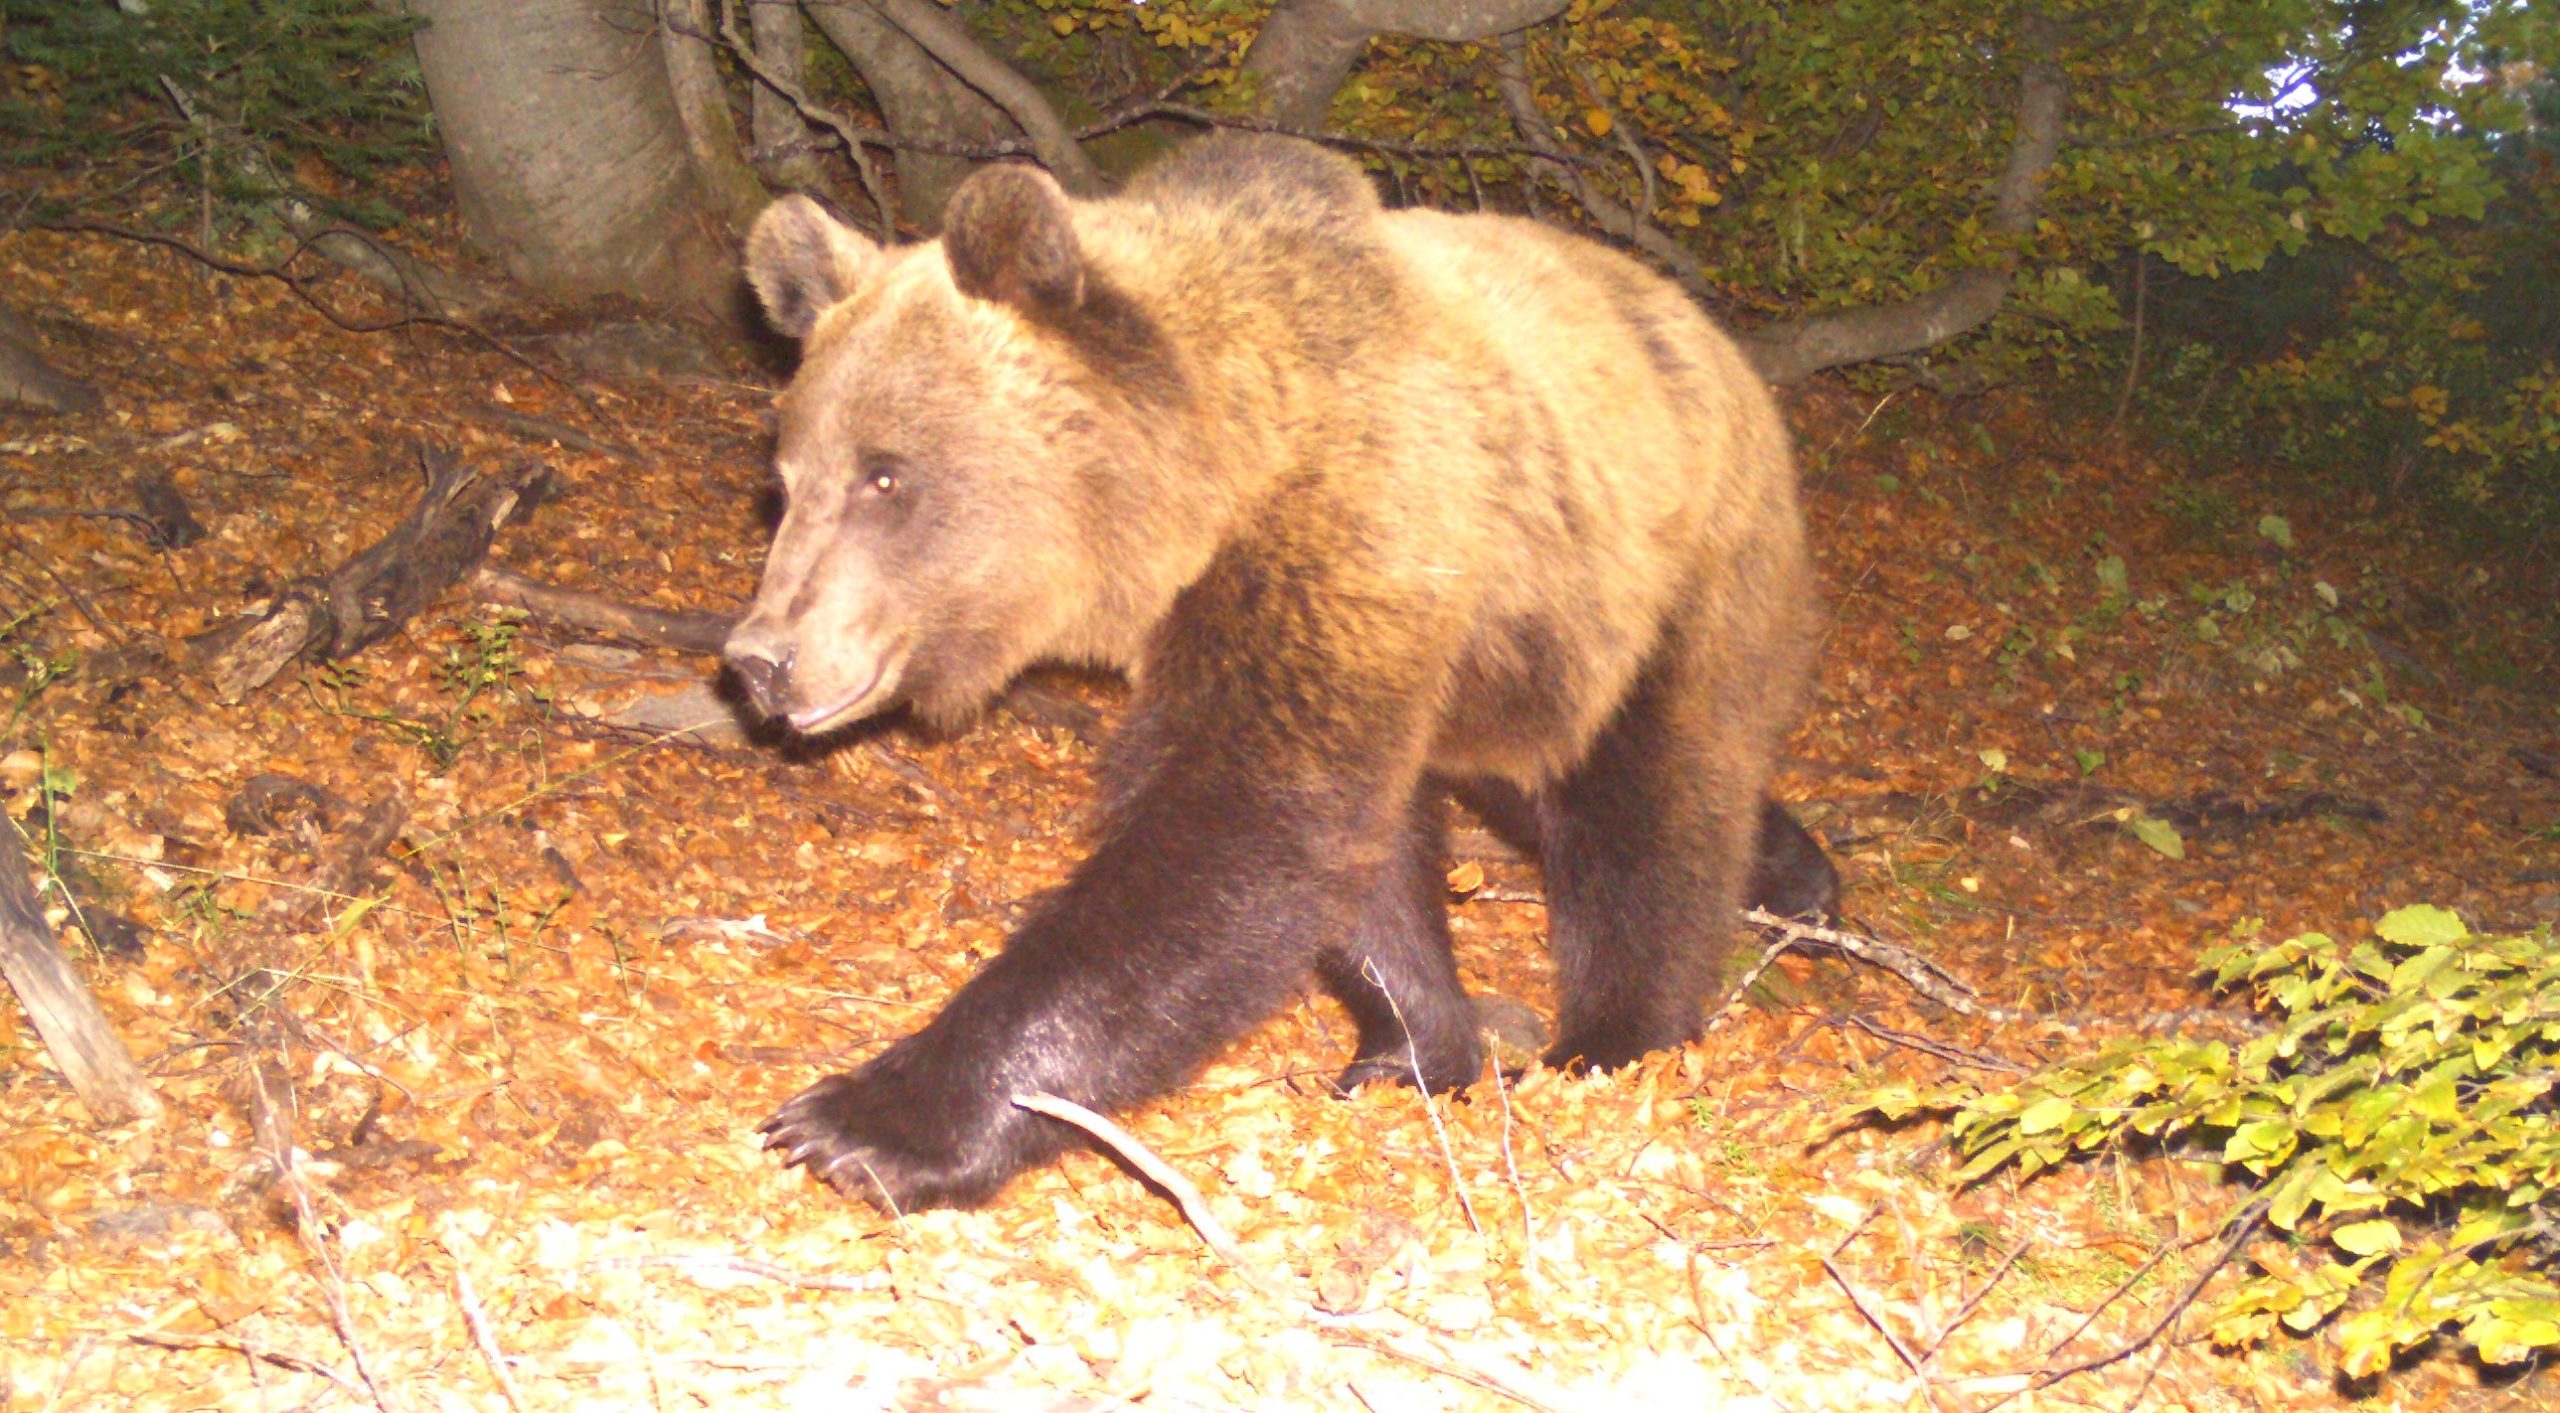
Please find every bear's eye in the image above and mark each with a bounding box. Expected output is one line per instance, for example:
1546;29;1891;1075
857;454;904;498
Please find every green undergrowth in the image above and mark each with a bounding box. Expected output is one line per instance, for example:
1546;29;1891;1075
1857;905;2560;1380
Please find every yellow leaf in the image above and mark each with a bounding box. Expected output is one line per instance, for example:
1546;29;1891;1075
1050;13;1075;35
1584;107;1613;138
1445;862;1485;895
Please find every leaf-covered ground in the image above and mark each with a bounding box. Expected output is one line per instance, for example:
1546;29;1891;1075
2;211;2555;1412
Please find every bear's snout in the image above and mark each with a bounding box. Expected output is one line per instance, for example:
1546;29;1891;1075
726;642;795;720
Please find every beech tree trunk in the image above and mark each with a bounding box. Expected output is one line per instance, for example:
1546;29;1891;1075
802;0;1018;229
410;0;737;316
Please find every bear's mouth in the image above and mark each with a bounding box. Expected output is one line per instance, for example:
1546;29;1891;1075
786;648;904;734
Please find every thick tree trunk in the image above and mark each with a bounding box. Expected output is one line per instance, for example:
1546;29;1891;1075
410;0;737;316
660;0;773;231
804;0;1016;228
748;0;823;186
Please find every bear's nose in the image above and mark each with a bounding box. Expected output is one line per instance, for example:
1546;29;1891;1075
727;645;795;719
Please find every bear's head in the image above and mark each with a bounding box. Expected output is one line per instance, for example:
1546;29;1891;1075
726;167;1139;735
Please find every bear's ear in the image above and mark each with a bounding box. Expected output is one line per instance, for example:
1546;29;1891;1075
744;195;879;342
941;164;1084;315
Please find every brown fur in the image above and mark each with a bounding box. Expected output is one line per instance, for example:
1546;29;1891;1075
731;136;1819;1208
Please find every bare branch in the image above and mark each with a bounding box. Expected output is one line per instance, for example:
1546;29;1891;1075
1741;10;2067;383
1244;0;1573;129
862;0;1108;194
1492;34;1709;291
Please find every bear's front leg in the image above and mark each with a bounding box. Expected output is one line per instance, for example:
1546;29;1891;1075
760;956;1076;1208
765;770;1379;1209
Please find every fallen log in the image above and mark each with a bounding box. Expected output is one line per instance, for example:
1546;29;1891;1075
0;304;101;415
472;565;732;655
0;838;161;1123
189;444;552;703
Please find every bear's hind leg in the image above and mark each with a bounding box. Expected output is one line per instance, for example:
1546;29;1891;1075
1319;791;1483;1093
1540;599;1799;1072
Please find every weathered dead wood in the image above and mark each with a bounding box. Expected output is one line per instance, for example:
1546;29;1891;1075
471;565;731;654
0;304;102;414
0;837;162;1123
454;405;639;464
189;445;552;703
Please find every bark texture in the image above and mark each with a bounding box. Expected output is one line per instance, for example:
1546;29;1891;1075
748;0;823;184
0;846;160;1124
661;0;772;230
803;0;1016;227
411;0;736;314
865;0;1105;194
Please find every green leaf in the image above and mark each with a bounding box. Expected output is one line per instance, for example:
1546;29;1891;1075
2096;554;2128;600
2073;748;2105;775
2127;813;2185;860
2332;1219;2401;1256
2016;1094;2072;1134
2256;514;2295;549
2376;905;2467;947
332;894;386;935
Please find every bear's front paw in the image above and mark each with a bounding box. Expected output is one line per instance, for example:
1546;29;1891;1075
760;1063;1041;1210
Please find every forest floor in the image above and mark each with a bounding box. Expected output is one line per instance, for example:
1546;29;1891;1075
1;202;2556;1413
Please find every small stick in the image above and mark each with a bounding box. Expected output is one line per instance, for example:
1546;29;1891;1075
1323;1325;1579;1413
583;1253;872;1292
1819;1206;1944;1411
1365;958;1481;1236
1922;1238;2032;1364
1012;1091;1281;1296
1742;909;2004;1019
452;1261;527;1413
127;1330;363;1395
1488;1054;1539;1285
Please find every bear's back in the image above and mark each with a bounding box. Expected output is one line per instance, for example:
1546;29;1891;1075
1122;133;1381;238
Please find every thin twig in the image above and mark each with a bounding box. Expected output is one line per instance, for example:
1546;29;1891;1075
1321;1326;1579;1413
1819;1206;1945;1410
127;1330;363;1395
1012;1090;1282;1296
1742;909;2007;1019
1703;925;1809;1035
258;1065;398;1413
1922;1238;2032;1364
451;1261;527;1413
1839;1013;2029;1074
1990;1200;2268;1410
583;1252;873;1292
35;219;577;394
1364;957;1481;1236
1488;1053;1539;1285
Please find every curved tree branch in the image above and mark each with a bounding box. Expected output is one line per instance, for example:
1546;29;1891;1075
862;0;1108;195
1741;11;2067;384
1493;35;1707;290
802;0;1017;226
1246;0;1572;129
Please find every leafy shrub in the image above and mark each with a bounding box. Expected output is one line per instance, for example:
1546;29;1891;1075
1860;906;2560;1379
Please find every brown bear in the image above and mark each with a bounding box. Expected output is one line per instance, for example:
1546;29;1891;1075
730;135;1824;1210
